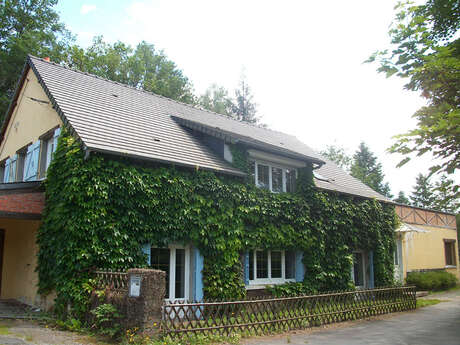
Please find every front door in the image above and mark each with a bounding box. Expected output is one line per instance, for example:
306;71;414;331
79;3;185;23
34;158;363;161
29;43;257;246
150;245;190;301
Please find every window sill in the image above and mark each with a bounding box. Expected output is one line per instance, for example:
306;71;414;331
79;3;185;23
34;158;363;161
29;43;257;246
445;265;457;269
246;279;296;289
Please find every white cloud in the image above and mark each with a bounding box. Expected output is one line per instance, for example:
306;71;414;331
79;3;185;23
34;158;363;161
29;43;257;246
80;4;97;15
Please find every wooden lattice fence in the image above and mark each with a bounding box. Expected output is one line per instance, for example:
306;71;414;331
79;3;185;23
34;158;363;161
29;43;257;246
162;286;416;337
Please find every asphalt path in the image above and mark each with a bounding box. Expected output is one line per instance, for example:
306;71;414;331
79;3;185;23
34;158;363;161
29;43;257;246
244;290;460;345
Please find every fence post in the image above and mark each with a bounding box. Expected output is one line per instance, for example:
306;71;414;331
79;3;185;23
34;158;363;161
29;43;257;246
126;268;165;333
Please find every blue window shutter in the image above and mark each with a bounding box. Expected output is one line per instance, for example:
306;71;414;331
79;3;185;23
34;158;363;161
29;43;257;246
141;243;151;265
244;252;250;285
295;251;305;282
9;154;17;182
52;127;61;153
194;247;204;301
368;251;374;289
3;158;10;183
24;141;40;181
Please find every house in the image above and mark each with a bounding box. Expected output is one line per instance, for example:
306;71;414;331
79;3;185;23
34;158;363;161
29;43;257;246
0;56;395;310
394;204;459;281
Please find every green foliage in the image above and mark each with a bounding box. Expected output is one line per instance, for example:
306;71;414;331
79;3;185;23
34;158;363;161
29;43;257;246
198;75;261;125
55;318;82;332
90;303;122;338
350;142;392;198
406;271;458;291
267;282;317;297
65;37;195;104
319;145;352;171
198;84;234;116
410;173;436;208
38;129;397;316
0;0;72;120
368;0;460;200
394;191;410;205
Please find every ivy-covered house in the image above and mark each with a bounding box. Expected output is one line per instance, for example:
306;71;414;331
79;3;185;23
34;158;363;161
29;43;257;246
0;56;396;312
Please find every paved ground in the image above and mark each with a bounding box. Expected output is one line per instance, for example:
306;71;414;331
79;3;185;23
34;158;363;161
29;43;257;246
244;289;460;345
0;301;42;320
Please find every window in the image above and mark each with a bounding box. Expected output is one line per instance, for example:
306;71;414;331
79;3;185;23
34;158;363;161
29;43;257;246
444;240;456;267
150;245;190;301
352;252;365;288
253;161;296;193
2;155;17;183
39;127;60;178
248;250;296;285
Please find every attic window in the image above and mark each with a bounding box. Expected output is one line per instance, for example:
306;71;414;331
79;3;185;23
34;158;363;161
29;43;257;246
251;160;296;193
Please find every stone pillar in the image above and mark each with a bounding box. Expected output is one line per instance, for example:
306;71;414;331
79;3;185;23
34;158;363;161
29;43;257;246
126;268;165;332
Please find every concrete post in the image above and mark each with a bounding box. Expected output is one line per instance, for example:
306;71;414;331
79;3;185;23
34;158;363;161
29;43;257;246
126;268;165;332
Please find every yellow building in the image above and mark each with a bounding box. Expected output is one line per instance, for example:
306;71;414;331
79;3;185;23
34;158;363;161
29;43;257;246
394;204;459;282
0;62;61;310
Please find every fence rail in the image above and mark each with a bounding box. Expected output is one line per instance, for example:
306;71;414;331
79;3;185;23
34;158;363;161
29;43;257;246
94;270;128;292
162;286;416;337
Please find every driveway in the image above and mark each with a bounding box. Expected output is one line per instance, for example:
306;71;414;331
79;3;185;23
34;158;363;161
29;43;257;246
244;289;460;345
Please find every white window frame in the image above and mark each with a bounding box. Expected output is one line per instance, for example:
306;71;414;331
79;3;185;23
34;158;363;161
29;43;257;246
151;244;190;302
253;160;297;193
249;249;296;286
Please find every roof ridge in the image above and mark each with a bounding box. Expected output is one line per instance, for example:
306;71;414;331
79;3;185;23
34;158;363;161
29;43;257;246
27;55;290;136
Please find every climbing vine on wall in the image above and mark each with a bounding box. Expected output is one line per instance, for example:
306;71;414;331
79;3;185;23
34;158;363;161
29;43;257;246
37;129;397;317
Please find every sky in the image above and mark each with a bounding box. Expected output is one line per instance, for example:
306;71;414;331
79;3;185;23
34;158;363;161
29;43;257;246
55;0;458;197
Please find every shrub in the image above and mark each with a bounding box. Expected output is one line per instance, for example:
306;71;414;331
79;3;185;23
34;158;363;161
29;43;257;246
90;303;122;338
406;271;458;291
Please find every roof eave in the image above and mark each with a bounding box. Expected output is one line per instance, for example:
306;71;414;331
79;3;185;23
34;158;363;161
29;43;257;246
87;145;247;177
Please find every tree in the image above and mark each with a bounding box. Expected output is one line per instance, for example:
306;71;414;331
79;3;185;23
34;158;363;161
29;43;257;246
0;0;72;120
432;175;459;213
65;37;195;104
410;173;436;209
198;84;233;116
368;0;460;200
350;142;393;198
394;191;410;205
320;145;352;171
231;75;259;124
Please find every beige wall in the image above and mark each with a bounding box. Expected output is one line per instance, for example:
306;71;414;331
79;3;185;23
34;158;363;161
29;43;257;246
402;224;460;279
0;69;62;161
1;218;40;305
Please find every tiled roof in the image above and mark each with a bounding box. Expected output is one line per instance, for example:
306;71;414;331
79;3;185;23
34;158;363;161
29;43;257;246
28;56;244;176
24;55;389;201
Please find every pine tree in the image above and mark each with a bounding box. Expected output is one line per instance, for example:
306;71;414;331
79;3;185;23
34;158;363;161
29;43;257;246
394;191;410;205
410;174;436;209
350;142;393;198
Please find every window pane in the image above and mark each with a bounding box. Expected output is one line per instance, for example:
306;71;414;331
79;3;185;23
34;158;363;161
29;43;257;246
286;169;296;193
151;248;170;298
272;167;283;193
353;252;364;286
271;251;282;278
249;250;254;281
249;161;256;185
256;251;268;279
285;251;296;279
445;242;456;266
257;164;269;190
175;249;185;299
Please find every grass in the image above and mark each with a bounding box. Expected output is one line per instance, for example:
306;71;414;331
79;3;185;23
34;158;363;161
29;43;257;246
0;325;10;335
416;299;442;308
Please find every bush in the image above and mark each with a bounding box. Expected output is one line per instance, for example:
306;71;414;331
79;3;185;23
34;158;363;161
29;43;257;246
406;271;458;291
90;303;122;338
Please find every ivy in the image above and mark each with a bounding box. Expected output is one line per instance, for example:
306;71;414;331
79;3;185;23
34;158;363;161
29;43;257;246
37;129;397;317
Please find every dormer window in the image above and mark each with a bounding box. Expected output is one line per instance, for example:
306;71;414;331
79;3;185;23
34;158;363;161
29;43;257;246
252;161;296;193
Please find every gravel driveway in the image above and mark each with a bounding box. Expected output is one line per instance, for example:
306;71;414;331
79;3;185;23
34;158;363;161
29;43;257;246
0;319;107;345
